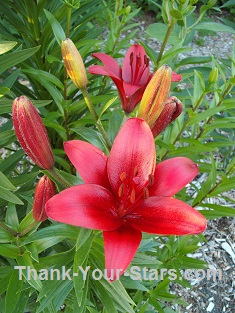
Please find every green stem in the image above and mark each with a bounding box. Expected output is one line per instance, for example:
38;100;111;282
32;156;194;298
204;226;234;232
0;222;18;237
63;7;72;143
82;88;112;149
48;167;72;189
66;7;72;38
18;221;39;238
155;21;175;69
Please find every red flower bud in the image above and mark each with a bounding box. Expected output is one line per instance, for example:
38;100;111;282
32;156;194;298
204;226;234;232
151;96;183;137
12;96;54;170
33;175;57;222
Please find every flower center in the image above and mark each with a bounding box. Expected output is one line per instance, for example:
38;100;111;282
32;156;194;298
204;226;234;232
129;52;149;85
117;167;154;219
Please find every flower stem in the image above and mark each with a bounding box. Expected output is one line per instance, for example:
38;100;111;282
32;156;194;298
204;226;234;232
82;88;112;149
18;220;40;238
48;167;72;189
155;21;175;69
66;7;72;38
0;221;18;237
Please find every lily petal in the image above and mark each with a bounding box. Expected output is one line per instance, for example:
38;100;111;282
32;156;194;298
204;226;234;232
172;71;182;82
126;196;206;235
90;53;121;78
122;84;147;113
150;157;198;197
46;185;121;231
64;141;111;189
103;225;142;279
88;65;121;81
122;44;150;85
107;118;156;197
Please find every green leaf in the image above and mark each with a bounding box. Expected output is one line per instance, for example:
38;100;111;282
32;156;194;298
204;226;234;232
177;256;207;269
192;158;216;206
18;211;34;233
194;22;235;34
0;86;10;97
0;68;21;88
6;203;19;229
177;56;212;66
220;0;235;8
74;230;94;305
5;270;24;313
16;252;42;291
0;187;23;205
200;203;235;219
0;171;17;191
44;9;66;45
170;9;183;20
37;279;73;312
107;110;123;143
187;106;225;126
0;99;52;114
121;276;148;291
0;244;19;258
209;177;235;196
23;69;64;89
0;130;16;147
0;227;13;243
0;41;17;55
146;23;181;45
99;96;118;119
72;127;107;152
22;224;79;245
0;46;40;75
229;77;235;84
11;286;31;313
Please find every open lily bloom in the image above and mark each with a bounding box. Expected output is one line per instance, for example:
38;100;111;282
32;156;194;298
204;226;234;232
89;45;181;113
46;118;206;280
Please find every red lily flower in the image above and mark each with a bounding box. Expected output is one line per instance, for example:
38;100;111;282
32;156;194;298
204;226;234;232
89;45;182;113
46;118;206;280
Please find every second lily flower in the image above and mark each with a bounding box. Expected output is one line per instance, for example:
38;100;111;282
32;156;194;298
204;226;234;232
89;44;181;113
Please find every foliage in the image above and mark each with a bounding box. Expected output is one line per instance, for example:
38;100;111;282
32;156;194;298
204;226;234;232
0;0;235;312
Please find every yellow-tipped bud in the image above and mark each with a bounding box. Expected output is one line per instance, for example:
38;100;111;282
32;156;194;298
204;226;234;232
61;38;88;90
138;64;172;127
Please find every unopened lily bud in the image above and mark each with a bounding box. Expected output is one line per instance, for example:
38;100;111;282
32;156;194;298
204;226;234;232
208;68;218;83
12;96;54;170
124;5;131;15
138;64;172;127
62;38;88;90
151;96;183;137
33;175;57;222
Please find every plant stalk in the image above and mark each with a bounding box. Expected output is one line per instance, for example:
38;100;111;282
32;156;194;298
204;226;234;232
18;220;40;238
48;167;72;189
0;222;18;237
82;88;112;149
156;21;176;69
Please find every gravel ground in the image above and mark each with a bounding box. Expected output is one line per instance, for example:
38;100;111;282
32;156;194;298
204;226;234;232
124;11;235;313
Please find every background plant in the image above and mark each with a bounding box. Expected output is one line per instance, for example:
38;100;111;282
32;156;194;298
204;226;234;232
0;0;235;312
